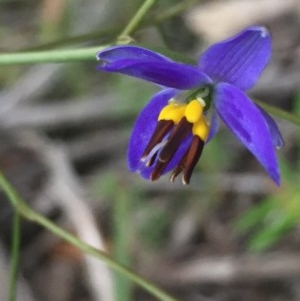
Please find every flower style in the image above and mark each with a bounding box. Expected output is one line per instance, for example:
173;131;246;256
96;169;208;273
96;26;283;185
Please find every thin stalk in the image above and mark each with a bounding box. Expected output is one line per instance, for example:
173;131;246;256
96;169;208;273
25;27;118;51
155;0;198;22
0;171;180;301
8;211;21;301
0;46;106;65
118;0;160;38
255;100;300;126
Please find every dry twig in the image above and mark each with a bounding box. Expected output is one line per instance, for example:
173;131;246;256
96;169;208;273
146;253;300;286
17;131;114;301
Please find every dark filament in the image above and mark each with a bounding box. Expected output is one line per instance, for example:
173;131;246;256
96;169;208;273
158;117;192;163
170;136;204;184
143;118;205;184
141;120;173;165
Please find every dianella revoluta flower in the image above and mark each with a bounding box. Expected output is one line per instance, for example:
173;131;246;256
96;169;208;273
96;26;283;185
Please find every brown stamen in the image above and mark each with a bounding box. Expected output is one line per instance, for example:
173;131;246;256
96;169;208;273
170;136;205;185
141;120;173;162
169;165;182;183
149;117;195;182
150;160;169;181
142;113;205;184
159;117;192;163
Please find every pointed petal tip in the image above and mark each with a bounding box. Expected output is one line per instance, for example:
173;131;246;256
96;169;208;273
246;26;270;38
268;166;281;186
274;177;281;186
96;49;104;60
256;105;284;150
198;26;271;90
214;83;281;186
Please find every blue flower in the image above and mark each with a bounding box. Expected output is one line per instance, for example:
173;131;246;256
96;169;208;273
96;26;283;185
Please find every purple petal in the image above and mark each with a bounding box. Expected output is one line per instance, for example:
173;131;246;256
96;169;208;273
127;89;175;178
97;45;173;63
257;105;284;149
127;88;192;180
198;26;271;91
97;45;211;89
214;83;280;185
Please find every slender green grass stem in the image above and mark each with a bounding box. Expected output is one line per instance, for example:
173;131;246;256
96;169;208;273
155;0;198;22
0;171;180;301
25;28;119;51
8;210;21;301
0;46;106;65
119;0;160;39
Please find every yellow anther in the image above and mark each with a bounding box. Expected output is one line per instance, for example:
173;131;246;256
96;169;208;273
184;99;204;123
158;103;186;124
192;117;210;141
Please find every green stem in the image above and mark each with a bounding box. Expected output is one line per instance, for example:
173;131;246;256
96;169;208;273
0;171;180;301
8;210;21;301
26;28;119;51
118;0;160;39
255;100;300;126
0;46;106;65
155;0;198;22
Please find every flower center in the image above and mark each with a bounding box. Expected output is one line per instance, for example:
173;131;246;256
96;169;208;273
141;98;210;184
